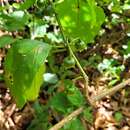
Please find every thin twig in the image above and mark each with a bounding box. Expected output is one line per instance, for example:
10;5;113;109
92;78;130;102
68;44;92;105
49;106;84;130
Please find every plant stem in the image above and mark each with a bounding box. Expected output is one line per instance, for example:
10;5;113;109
68;44;92;105
49;106;84;130
52;48;66;53
48;0;92;105
72;76;83;82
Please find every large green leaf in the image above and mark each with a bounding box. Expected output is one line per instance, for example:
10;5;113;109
4;39;51;108
55;0;105;43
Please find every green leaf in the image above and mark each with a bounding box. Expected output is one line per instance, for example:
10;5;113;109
61;118;85;130
0;35;15;48
18;0;36;10
0;11;29;31
98;59;125;81
111;0;121;12
4;39;51;108
49;93;70;113
114;111;123;122
27;102;50;130
64;80;85;107
108;79;118;86
55;0;105;43
126;41;130;53
83;106;93;123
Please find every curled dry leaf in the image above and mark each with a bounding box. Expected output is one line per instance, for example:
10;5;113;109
95;106;117;129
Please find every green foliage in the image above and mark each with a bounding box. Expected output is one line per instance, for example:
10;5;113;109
0;11;29;31
27;101;50;130
61;118;85;130
20;0;36;9
0;35;15;48
126;40;130;54
64;80;85;107
0;0;106;127
83;106;93;123
98;59;125;86
55;0;105;43
13;0;36;10
114;111;123;122
49;80;85;115
80;54;102;68
0;74;4;81
2;0;128;129
70;39;87;52
49;92;70;113
4;39;51;108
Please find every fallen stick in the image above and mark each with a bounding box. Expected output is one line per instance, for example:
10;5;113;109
92;78;130;102
49;106;84;130
49;78;130;130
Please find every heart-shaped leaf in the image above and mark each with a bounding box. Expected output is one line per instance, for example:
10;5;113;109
55;0;105;43
4;39;51;108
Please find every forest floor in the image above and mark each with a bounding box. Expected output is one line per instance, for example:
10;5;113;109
0;23;130;130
